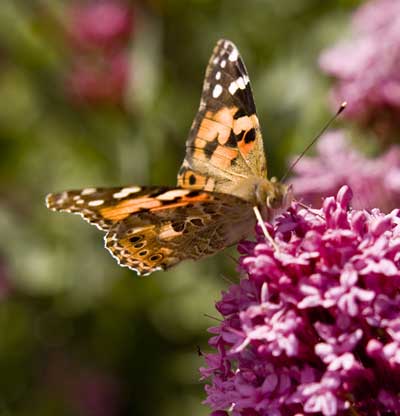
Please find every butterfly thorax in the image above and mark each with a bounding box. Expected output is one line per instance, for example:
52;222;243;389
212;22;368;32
230;176;289;219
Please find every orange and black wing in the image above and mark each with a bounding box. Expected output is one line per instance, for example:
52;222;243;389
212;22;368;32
177;39;267;192
46;186;254;275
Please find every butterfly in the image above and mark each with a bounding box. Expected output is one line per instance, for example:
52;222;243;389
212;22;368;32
46;39;290;276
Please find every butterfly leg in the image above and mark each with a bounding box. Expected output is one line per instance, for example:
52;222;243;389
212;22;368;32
252;206;279;251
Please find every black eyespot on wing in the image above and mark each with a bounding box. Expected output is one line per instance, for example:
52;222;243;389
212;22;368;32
189;174;196;185
172;222;185;232
190;218;204;227
203;137;219;158
130;235;142;243
244;128;256;144
236;130;245;142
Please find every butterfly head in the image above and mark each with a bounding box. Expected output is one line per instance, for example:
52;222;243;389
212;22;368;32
265;177;292;210
253;177;292;219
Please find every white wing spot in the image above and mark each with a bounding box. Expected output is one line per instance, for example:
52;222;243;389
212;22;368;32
228;77;247;95
237;76;246;90
220;60;226;68
113;186;141;199
157;189;190;200
215;71;221;80
212;84;223;98
229;49;239;62
88;200;104;207
81;188;97;195
228;82;238;95
213;57;219;65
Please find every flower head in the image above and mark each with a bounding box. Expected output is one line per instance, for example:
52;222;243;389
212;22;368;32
68;0;134;51
201;186;400;415
319;0;400;137
64;1;135;107
66;52;129;105
289;130;400;212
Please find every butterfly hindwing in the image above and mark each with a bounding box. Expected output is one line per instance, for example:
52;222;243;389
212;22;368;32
46;185;255;276
104;191;255;275
178;39;267;194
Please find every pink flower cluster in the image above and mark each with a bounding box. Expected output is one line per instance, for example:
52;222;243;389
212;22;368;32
68;1;134;51
65;1;135;106
201;186;400;415
320;0;400;135
289;131;400;212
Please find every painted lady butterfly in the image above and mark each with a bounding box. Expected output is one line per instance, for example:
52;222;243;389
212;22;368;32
46;39;290;276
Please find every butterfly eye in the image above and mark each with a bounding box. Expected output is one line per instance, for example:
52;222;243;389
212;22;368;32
266;195;279;209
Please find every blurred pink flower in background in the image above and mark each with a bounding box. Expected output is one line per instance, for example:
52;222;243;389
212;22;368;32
45;354;122;416
320;0;400;138
68;1;134;50
65;0;135;106
72;369;122;416
201;186;400;415
67;52;129;105
289;130;400;212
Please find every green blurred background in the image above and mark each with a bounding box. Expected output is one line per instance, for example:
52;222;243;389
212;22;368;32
0;1;361;415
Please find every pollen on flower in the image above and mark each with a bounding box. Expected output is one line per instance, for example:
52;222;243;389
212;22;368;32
200;186;400;416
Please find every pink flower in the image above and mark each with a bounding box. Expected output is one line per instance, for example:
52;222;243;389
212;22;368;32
68;1;134;50
289;130;400;212
201;186;400;415
66;52;129;106
64;1;135;107
319;0;400;136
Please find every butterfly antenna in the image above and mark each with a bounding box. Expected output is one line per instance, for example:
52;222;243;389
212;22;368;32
281;101;347;182
203;313;223;322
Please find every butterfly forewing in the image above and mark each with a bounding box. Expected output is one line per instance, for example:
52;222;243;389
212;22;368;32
177;39;267;194
46;186;169;231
